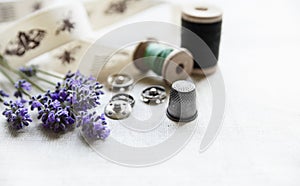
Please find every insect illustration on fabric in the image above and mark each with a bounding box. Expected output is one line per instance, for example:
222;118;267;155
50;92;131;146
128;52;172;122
5;29;46;56
55;12;76;35
57;45;81;64
32;2;42;12
104;0;139;15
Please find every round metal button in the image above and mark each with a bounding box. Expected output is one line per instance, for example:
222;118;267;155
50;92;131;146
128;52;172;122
105;100;132;120
111;93;135;107
107;73;134;92
141;86;167;104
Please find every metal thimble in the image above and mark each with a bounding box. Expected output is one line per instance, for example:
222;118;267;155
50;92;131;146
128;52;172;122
166;80;198;122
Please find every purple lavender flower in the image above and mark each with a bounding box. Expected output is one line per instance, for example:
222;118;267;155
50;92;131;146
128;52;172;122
35;96;75;132
28;95;43;110
2;100;32;129
14;80;32;98
0;90;9;102
19;66;37;77
64;71;104;112
37;107;75;132
15;80;31;91
78;112;110;140
28;71;108;136
0;90;9;97
29;91;73;132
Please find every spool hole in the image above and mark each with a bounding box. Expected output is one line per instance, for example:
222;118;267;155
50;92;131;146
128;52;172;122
195;7;208;11
176;64;184;74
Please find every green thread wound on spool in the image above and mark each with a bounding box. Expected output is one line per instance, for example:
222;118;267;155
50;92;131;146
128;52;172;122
144;43;174;75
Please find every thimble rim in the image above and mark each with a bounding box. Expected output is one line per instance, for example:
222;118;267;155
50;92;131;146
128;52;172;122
166;110;198;122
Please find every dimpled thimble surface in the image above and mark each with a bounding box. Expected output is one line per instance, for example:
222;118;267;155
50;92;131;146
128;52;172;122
166;80;198;122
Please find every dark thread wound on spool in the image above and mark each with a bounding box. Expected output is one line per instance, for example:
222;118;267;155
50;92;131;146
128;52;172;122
181;5;222;70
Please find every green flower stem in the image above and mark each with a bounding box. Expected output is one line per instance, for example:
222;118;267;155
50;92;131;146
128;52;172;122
1;57;61;88
17;71;46;92
0;66;15;86
36;76;56;86
0;62;45;92
0;65;31;99
21;89;32;99
37;69;63;79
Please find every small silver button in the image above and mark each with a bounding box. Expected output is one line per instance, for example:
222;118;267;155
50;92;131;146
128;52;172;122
111;93;135;107
141;86;167;104
105;100;132;120
107;73;134;92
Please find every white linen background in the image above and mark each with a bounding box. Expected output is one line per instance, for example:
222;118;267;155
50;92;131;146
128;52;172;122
0;0;300;186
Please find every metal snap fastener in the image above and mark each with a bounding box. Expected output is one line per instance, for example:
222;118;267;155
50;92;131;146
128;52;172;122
105;100;132;120
107;73;134;92
111;93;135;107
141;86;167;104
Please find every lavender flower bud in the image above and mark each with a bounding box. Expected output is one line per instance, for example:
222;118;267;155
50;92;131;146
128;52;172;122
19;66;37;77
78;112;110;140
2;100;32;129
14;80;32;98
0;90;9;102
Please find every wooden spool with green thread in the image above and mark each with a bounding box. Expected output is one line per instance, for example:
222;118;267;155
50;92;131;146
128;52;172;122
133;41;193;83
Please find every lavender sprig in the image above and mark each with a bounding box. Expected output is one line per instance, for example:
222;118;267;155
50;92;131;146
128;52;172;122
0;90;9;102
20;66;56;86
77;112;110;140
1;54;110;140
29;71;107;136
64;71;104;112
19;66;37;77
2;100;32;130
14;79;32;99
